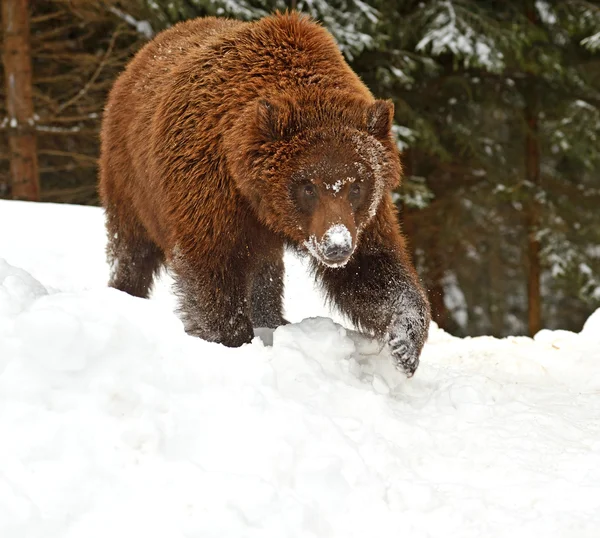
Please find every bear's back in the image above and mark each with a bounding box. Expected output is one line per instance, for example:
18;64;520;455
104;13;369;157
142;13;368;113
100;13;374;251
103;16;244;124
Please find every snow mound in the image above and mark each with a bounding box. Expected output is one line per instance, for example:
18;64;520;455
581;307;600;336
0;259;47;317
1;200;600;538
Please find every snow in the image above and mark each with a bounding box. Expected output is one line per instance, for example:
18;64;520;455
416;1;504;72
535;0;557;26
295;0;378;60
323;224;352;250
582;31;600;51
324;178;353;194
304;224;353;268
108;6;154;39
392;124;416;152
1;199;600;537
351;133;386;219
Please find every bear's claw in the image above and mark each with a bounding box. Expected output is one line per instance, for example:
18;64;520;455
389;337;420;378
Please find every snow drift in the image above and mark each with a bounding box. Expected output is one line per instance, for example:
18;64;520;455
1;200;599;538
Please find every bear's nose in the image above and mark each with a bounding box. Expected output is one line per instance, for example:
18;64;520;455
320;223;353;264
322;244;352;263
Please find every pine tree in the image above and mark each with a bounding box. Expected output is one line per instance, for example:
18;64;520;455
353;0;600;335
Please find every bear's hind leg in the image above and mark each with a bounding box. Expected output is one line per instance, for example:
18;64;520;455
173;255;254;347
250;257;287;329
105;210;164;299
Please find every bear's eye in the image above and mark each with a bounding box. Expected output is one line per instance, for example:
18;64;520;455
349;183;361;198
303;184;316;197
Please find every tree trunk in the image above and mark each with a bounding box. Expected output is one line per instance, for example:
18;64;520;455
489;239;504;337
424;237;449;330
2;0;39;201
525;107;542;336
523;2;542;337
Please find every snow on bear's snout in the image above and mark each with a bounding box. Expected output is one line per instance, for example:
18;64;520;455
304;223;355;268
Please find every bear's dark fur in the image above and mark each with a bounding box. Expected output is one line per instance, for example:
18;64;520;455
99;12;430;376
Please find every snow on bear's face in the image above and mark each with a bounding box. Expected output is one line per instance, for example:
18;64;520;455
289;141;383;268
229;97;400;268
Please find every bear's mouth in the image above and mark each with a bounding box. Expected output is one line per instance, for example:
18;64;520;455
304;224;355;268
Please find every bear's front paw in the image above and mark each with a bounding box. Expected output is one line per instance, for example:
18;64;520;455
385;291;430;378
388;333;420;378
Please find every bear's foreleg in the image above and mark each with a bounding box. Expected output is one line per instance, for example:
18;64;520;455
315;215;430;377
172;255;255;347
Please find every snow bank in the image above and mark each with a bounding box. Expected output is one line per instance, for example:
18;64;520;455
1;200;600;538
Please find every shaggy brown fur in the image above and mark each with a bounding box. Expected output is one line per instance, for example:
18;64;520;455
99;12;430;376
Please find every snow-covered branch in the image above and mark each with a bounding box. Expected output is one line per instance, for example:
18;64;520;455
415;0;505;73
581;31;600;51
108;6;154;39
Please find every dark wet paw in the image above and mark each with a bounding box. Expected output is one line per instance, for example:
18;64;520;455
388;334;420;378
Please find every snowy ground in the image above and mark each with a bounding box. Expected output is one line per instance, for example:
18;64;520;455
1;200;600;538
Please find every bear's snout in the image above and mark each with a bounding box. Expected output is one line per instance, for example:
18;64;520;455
304;223;355;268
322;243;352;264
321;224;353;263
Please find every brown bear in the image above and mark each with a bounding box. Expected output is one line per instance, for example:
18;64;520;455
99;12;430;376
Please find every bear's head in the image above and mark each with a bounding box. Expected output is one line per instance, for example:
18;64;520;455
228;93;401;268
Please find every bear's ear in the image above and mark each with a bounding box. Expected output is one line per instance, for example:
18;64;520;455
366;100;394;139
256;98;296;141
